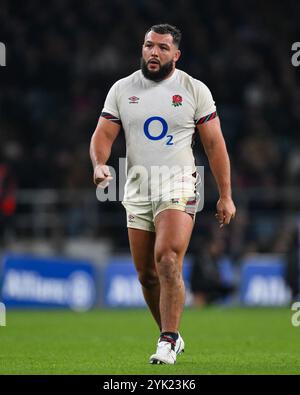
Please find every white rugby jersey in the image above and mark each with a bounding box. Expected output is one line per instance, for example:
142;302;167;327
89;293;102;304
101;68;217;202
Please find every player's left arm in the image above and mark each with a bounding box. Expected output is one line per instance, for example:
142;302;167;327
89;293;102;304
196;116;236;227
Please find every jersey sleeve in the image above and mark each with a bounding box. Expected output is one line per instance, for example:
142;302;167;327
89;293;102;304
100;82;122;125
194;81;217;125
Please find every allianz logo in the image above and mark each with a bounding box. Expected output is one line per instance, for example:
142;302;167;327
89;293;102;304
107;275;193;307
107;276;146;306
2;269;95;311
245;275;291;306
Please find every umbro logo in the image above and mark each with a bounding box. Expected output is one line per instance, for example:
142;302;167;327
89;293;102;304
128;214;135;223
128;96;139;104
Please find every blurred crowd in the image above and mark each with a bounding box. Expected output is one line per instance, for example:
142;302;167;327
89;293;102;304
0;0;299;257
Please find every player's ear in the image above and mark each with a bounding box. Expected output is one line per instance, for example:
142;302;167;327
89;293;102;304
141;39;146;51
174;49;181;63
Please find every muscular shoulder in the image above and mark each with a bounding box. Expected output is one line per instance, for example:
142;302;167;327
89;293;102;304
112;70;142;95
176;69;212;101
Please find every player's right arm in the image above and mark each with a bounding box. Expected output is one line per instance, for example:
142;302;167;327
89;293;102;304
89;116;121;185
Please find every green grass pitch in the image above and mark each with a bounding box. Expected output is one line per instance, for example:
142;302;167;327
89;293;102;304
0;307;299;375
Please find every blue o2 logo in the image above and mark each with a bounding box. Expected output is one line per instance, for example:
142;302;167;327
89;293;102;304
143;116;174;145
144;117;167;140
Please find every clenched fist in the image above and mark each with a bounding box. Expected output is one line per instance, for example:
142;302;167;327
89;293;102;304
93;164;113;187
215;196;236;228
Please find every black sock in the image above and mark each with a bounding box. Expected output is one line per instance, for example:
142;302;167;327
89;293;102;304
160;331;178;343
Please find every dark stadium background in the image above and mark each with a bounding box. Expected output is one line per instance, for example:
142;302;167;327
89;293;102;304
1;0;300;349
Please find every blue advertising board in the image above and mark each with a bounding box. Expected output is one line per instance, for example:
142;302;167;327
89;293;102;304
1;254;96;311
240;255;291;306
103;256;192;307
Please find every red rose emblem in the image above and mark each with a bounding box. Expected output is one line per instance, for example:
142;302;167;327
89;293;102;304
172;95;182;106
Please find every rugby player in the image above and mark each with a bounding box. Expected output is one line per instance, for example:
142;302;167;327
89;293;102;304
90;24;236;364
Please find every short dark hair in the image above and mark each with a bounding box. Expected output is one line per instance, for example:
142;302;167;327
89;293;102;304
145;24;182;48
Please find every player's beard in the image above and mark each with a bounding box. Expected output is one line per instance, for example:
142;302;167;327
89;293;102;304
141;58;174;82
